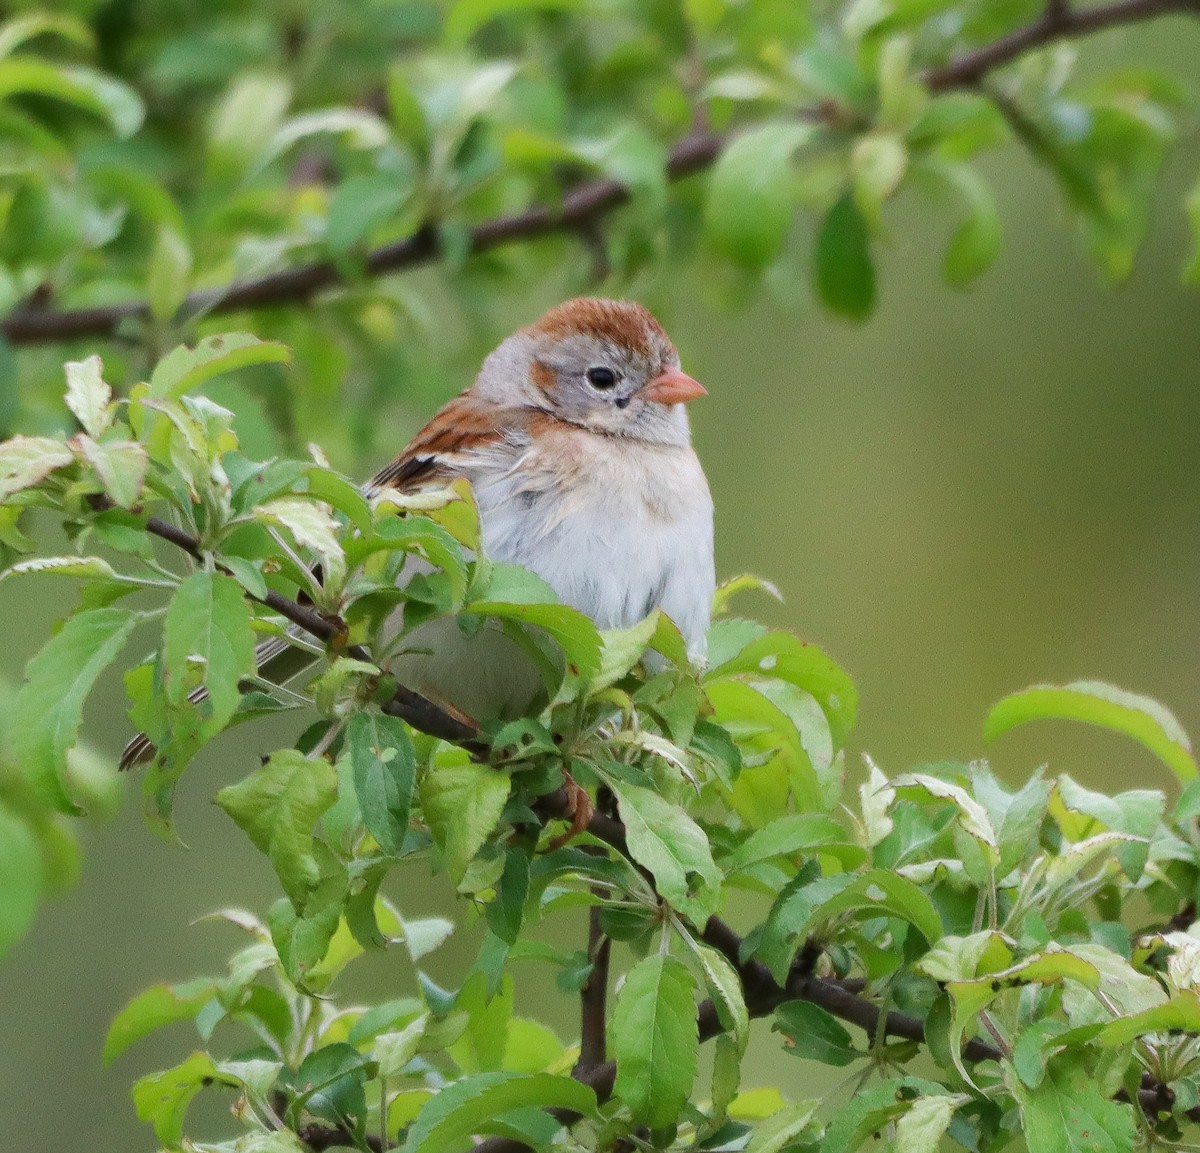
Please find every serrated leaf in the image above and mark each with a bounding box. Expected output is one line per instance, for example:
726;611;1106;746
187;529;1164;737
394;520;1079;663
612;954;698;1128
696;943;749;1053
419;763;510;885
216;750;339;909
403;1071;595;1153
75;436;147;509
1006;1051;1134;1153
348;711;415;854
164;571;255;729
64;355;112;438
986;680;1196;781
720;813;852;874
148;333;291;400
257;497;346;589
894;1094;961;1153
706;631;857;746
104;979;219;1065
464;599;601;680
745;1100;820;1153
12;606;137;812
705;123;812;268
774;1000;859;1066
375;1014;430;1077
0;555;121;583
816;192;875;320
293;1042;369;1127
611;781;721;921
0;435;74;501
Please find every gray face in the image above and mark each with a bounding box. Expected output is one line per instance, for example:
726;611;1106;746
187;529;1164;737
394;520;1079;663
532;330;692;447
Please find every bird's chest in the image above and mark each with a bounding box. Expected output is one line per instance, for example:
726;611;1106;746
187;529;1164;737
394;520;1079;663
472;432;709;629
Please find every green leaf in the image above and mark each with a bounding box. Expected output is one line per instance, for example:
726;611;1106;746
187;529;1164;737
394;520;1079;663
0;800;41;960
374;1014;430;1077
0;13;94;58
148;333;291;400
164;571;256;729
267;845;347;986
132;1050;236;1149
403;1072;595;1153
695;943;749;1053
0;555;123;584
706;631;857;746
444;0;576;43
64;355;112;438
293;1043;369;1128
612;954;698;1128
611;782;721;921
744;1100;821;1153
12;606;137;812
1095;989;1200;1047
257;496;346;591
704;123;812;269
813;868;944;947
463;599;602;680
216;750;339;909
721;813;854;874
419;763;511;885
1006;1051;1134;1153
774;1000;859;1066
0;435;74;501
326;173;410;252
0;58;143;136
985;680;1196;781
75;436;148;509
257;107;390;172
348;711;415;854
938;160;1001;286
147;226;193;323
852;132;907;222
894;1094;962;1153
815;192;876;320
104;979;219;1066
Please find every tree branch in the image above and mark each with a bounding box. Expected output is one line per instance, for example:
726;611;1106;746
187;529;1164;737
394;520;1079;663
5;0;1196;349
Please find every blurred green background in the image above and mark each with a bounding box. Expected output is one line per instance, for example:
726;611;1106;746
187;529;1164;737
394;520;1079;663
4;29;1200;1153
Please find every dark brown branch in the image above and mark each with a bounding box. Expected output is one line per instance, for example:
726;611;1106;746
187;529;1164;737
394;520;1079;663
575;904;611;1074
6;0;1196;349
924;0;1200;91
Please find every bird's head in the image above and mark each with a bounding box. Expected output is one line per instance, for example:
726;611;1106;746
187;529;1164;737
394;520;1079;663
475;297;706;446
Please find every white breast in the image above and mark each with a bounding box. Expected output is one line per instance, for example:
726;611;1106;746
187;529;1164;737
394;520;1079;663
470;426;715;662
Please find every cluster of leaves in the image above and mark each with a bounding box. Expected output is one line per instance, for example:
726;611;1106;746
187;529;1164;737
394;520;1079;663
5;336;1200;1153
2;0;1198;446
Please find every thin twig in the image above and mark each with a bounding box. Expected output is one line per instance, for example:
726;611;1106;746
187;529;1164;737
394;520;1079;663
5;0;1197;348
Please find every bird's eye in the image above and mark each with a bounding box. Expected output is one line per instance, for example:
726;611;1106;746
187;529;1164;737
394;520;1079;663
585;366;617;389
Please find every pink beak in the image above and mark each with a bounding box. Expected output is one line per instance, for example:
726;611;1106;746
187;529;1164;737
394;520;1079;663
641;368;707;406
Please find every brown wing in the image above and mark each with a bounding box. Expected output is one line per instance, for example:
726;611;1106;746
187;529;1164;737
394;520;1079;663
369;392;519;495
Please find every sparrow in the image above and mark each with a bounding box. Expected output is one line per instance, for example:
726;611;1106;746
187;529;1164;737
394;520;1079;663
122;297;714;764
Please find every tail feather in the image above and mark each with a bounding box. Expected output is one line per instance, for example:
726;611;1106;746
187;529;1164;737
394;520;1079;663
118;634;313;769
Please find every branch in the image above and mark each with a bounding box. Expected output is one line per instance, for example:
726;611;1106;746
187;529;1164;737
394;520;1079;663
95;495;482;747
924;0;1200;91
5;0;1196;348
